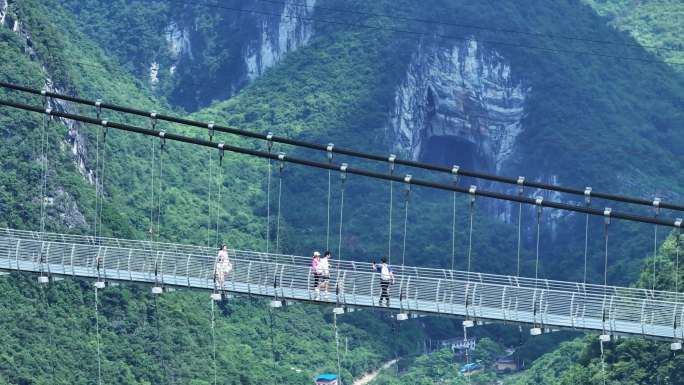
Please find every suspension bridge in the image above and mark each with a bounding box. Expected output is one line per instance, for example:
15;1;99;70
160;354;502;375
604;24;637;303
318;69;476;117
0;81;683;349
2;227;684;341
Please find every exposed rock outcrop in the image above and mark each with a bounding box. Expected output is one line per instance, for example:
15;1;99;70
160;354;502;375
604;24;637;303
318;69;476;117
245;0;316;81
156;0;316;109
388;39;529;174
1;5;90;230
0;0;8;26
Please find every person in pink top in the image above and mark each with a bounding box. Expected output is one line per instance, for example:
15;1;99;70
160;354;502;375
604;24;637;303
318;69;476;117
215;244;232;288
311;251;321;300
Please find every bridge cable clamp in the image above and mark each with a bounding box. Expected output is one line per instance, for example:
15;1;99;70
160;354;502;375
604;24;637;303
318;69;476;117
326;143;334;161
277;152;286;172
452;165;460;184
388;154;396;173
207;121;215;141
40;89;50;114
159;130;166;150
653;197;661;216
468;185;477;204
604;207;612;225
97;118;110;140
266;132;274;151
404;174;412;194
150;111;158;128
675;218;682;228
584;187;592;205
95;99;103;119
217;142;225;164
535;196;543;215
339;163;348;182
517;176;525;195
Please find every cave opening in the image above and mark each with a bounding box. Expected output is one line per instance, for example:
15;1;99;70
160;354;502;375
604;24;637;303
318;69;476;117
419;135;488;172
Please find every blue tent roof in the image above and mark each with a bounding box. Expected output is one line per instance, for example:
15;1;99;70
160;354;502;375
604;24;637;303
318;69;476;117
316;373;338;381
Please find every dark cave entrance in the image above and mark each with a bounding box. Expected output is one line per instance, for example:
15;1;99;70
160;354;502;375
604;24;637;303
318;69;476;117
419;135;488;172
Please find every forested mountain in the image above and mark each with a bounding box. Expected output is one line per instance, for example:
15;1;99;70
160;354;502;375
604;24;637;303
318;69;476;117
1;0;683;384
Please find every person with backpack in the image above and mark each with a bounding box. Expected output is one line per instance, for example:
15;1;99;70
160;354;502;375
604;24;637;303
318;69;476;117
311;251;322;300
372;257;395;306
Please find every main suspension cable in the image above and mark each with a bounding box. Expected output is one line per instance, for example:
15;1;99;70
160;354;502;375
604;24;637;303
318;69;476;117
3;99;683;229
7;82;684;214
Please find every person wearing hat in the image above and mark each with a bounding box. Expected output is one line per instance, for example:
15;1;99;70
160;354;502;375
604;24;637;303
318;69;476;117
311;251;322;300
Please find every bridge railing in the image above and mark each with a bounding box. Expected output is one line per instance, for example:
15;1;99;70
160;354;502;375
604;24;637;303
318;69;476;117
2;228;681;304
1;230;683;338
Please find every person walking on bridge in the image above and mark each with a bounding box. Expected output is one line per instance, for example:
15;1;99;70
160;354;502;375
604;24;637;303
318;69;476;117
318;251;332;300
214;244;232;288
372;257;394;307
311;251;322;300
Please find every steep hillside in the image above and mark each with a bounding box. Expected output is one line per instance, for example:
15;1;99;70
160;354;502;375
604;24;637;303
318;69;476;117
583;0;684;70
0;1;425;384
56;0;317;111
0;273;424;385
506;231;684;385
189;0;684;285
2;0;684;383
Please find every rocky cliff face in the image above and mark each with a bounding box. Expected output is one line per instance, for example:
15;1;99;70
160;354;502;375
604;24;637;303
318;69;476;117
155;0;316;109
1;6;88;230
245;0;316;81
0;0;7;26
387;39;529;174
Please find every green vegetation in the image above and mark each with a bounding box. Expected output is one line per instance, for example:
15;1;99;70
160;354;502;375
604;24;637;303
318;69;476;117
0;273;425;385
506;230;684;385
583;0;684;69
2;0;684;384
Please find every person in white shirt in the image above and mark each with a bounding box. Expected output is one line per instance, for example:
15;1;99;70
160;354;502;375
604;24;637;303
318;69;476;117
318;251;332;299
372;257;394;306
214;244;232;288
